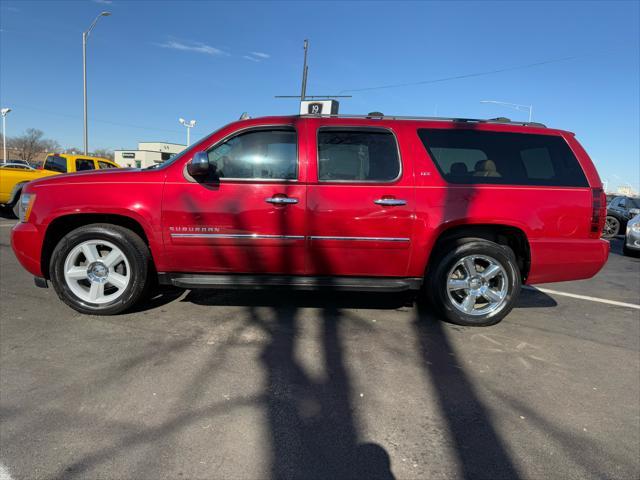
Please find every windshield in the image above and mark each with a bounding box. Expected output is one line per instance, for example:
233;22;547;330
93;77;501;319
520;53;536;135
629;198;640;209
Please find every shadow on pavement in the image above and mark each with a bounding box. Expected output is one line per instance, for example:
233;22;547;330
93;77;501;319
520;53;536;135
413;302;522;479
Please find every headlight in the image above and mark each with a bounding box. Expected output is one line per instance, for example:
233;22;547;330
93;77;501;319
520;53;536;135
630;223;640;233
18;193;36;223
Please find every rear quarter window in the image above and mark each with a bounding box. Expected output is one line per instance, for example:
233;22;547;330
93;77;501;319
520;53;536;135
418;129;589;187
98;161;117;169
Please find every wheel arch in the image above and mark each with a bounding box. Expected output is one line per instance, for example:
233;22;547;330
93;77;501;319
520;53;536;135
7;181;27;206
41;213;154;279
425;223;531;282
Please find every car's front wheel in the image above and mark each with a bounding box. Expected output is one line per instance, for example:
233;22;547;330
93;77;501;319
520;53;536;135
427;239;521;326
50;224;150;315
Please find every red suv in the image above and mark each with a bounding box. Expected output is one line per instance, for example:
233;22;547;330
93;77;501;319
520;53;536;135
11;114;608;326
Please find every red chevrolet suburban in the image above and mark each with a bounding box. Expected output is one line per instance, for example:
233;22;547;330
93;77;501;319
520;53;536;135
11;114;609;326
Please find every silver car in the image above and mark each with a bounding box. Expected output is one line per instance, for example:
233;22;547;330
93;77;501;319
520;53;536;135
624;213;640;256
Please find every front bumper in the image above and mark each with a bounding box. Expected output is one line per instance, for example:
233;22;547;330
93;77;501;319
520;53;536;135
625;226;640;251
11;222;45;277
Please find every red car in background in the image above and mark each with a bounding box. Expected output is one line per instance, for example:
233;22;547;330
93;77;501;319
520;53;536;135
11;114;608;326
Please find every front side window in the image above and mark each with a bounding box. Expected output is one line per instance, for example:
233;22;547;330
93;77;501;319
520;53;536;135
43;155;67;173
207;128;297;180
317;128;400;182
76;159;96;171
418;129;589;187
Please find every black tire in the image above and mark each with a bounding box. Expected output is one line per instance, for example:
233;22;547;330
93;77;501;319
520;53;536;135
602;216;620;238
427;238;521;327
49;223;151;315
623;243;640;257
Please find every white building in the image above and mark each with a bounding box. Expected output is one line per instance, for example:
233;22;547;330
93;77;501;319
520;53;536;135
114;142;186;168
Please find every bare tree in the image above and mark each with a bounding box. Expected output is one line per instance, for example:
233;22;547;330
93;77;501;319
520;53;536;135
8;129;60;164
92;148;114;160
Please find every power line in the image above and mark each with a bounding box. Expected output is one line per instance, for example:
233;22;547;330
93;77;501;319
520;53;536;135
9;104;192;135
339;56;579;93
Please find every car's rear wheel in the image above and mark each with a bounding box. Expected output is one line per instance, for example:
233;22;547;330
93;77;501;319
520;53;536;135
602;216;620;238
50;224;150;315
427;239;521;327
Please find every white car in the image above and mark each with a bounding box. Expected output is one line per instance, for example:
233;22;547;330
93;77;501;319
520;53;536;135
624;214;640;257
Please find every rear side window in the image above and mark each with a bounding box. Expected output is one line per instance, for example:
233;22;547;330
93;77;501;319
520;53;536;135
98;161;116;169
418;129;589;187
318;128;400;182
76;159;95;171
43;155;67;173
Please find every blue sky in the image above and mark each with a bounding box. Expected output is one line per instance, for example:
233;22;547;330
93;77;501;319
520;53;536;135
0;0;638;192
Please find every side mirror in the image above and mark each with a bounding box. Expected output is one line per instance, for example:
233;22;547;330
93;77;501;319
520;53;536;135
187;152;210;177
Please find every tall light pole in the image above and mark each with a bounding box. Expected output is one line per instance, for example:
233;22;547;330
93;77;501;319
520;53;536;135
179;118;196;146
480;100;533;122
83;11;111;155
1;108;11;164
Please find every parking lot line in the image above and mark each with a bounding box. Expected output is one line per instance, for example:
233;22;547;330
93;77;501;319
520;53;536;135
0;223;16;228
524;286;640;310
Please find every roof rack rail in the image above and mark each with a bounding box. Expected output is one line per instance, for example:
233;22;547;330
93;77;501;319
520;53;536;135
299;113;547;128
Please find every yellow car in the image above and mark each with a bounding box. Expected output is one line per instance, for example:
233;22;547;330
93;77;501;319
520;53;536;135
0;154;120;216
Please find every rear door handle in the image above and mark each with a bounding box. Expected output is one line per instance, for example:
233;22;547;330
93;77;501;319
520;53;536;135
266;196;298;205
374;198;407;206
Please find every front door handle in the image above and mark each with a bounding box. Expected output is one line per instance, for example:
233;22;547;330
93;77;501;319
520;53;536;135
374;198;407;206
266;196;298;205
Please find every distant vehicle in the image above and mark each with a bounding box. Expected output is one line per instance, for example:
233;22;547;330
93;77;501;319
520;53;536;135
11;114;608;326
0;153;120;217
602;196;640;238
0;162;36;170
623;213;640;257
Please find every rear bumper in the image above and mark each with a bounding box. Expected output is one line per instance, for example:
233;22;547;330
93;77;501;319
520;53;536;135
11;222;45;277
526;238;609;284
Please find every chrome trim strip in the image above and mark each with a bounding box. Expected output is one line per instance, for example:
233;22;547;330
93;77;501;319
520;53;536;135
309;236;410;242
171;233;304;240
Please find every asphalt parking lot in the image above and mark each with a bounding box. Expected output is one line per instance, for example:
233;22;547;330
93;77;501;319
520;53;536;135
0;218;638;480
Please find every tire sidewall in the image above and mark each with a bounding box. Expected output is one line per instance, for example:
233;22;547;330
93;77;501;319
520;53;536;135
430;240;521;326
50;225;148;315
604;216;620;237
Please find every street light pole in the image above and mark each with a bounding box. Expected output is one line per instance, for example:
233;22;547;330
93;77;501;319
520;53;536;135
480;100;533;122
179;118;196;146
83;11;111;155
1;108;11;164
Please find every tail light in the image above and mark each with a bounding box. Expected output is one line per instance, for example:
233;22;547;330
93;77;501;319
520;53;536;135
590;187;606;238
36;165;43;170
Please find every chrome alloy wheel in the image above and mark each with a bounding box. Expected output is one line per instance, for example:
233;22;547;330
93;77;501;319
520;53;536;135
603;216;620;237
63;240;131;304
446;254;509;316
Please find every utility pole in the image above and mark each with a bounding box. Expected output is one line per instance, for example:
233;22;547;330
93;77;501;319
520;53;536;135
300;39;309;101
275;39;352;106
1;108;11;164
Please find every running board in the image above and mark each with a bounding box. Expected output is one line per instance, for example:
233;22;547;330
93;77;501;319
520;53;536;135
158;273;422;292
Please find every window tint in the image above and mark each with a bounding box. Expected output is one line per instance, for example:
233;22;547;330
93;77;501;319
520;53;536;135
43;155;67;173
207;128;297;180
418;129;589;187
629;198;640;209
76;159;95;171
98;161;116;169
318;129;400;182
